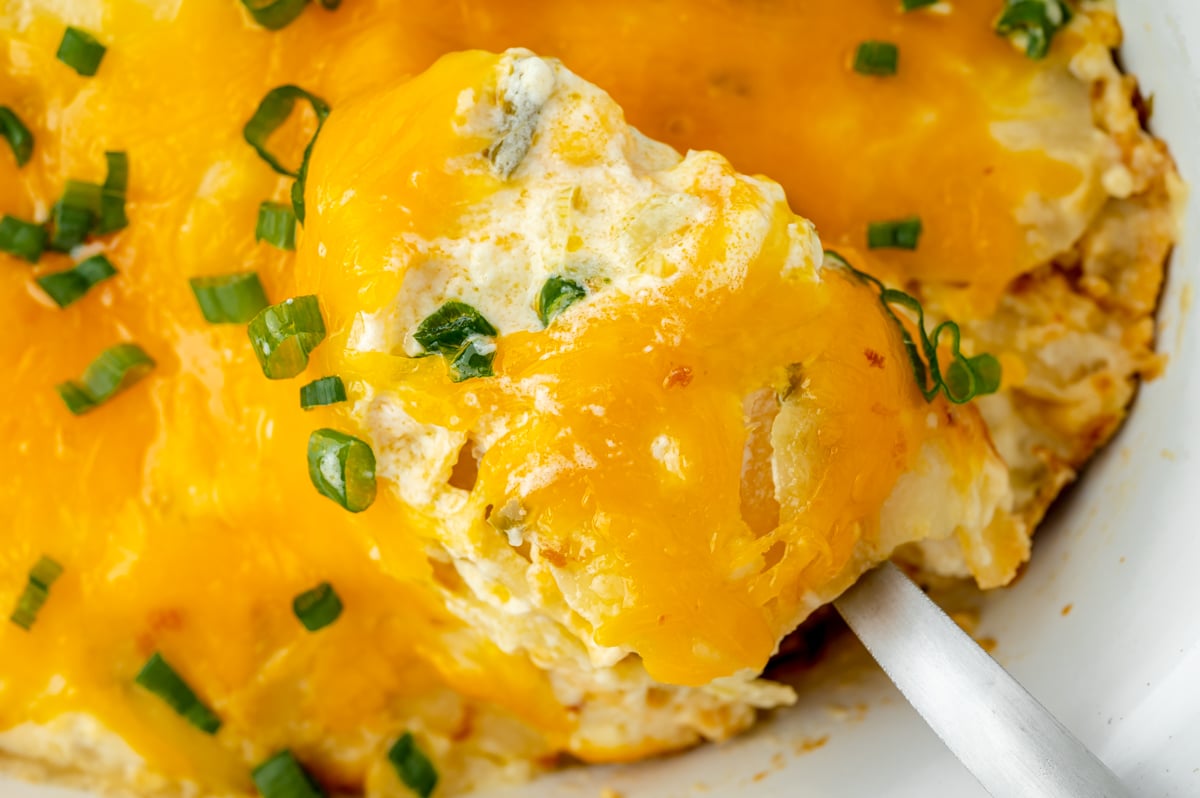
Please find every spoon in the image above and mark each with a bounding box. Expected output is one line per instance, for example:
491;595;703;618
834;562;1132;798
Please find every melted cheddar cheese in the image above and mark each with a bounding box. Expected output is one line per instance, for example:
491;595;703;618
0;1;1117;795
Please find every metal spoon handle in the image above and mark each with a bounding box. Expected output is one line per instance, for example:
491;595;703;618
834;562;1131;798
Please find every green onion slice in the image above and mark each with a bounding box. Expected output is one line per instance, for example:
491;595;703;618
244;85;330;178
867;217;923;250
252;750;326;798
97;150;129;234
292;581;343;631
135;653;222;734
56;343;155;415
190;271;269;324
291;135;316;225
902;0;939;9
388;733;438;798
537;276;586;326
995;0;1072;59
240;0;311;31
0;107;33;167
0;214;47;263
414;301;497;354
36;254;117;308
256;201;297;250
56;27;106;76
448;338;495;382
9;556;63;631
247;295;326;379
318;0;341;8
825;250;1001;404
853;41;899;76
49;180;102;251
300;376;346;409
307;429;377;513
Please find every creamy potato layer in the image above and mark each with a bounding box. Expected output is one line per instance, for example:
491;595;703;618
0;1;1179;797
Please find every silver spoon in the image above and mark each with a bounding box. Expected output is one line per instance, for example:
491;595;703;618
834;562;1132;798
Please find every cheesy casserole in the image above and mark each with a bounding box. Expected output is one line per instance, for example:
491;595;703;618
0;1;1180;796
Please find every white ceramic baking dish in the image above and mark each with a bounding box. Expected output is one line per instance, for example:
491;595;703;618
5;2;1196;797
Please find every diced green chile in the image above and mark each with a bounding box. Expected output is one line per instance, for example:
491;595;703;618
536;276;587;326
448;338;495;382
414;301;498;354
247;295;326;379
307;429;377;512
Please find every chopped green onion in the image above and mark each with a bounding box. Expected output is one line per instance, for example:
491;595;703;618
134;652;222;734
388;733;438;798
46;152;128;249
290;114;327;226
56;343;155;415
902;0;939;9
318;0;341;8
240;0;311;31
244;86;330;225
853;42;899;76
9;556;63;631
252;750;326;798
995;0;1072;59
300;376;346;409
447;338;495;382
190;271;269;324
36;254;117;308
48;180;102;251
0;215;47;263
867;217;923;250
244;85;330;178
414;301;497;354
292;582;343;631
307;429;377;513
97;151;129;234
256;201;297;250
56;27;106;77
537;276;586;326
247;295;326;379
0;106;33;167
825;250;1001;404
